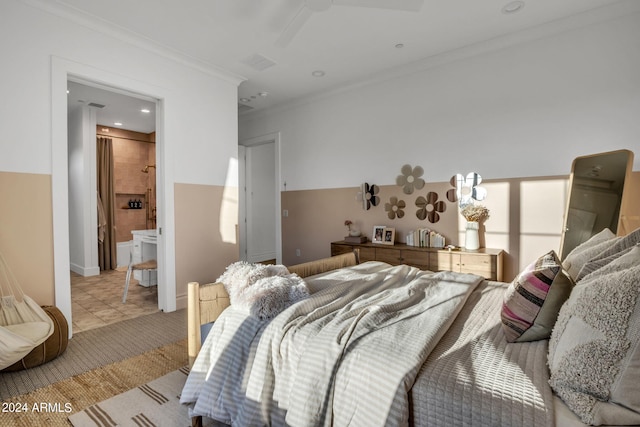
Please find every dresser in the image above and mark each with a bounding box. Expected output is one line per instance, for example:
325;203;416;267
331;241;504;282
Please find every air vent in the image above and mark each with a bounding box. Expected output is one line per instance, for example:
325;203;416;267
88;102;105;108
241;54;277;72
238;103;254;114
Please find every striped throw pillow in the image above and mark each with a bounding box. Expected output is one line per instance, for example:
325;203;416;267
501;250;574;343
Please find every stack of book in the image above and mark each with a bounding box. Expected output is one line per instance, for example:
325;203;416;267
344;235;367;243
405;229;445;248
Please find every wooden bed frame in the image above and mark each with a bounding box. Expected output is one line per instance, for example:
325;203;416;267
187;250;360;366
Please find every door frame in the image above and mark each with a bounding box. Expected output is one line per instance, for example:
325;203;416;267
238;132;282;264
52;56;176;337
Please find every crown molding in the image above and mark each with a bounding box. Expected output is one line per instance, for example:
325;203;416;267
21;0;246;87
240;0;640;123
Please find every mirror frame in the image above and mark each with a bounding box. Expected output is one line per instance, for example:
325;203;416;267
559;149;634;259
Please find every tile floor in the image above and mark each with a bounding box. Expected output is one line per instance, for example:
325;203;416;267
71;268;159;333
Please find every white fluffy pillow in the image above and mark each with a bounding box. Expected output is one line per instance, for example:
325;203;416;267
242;275;309;320
217;261;309;320
549;246;640;425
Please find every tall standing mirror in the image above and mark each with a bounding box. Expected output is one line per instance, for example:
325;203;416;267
559;149;634;260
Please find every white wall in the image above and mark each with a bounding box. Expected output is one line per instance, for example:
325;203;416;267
0;0;241;326
1;0;240;181
239;9;640;190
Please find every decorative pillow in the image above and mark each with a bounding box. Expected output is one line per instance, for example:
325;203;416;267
576;227;640;281
501;250;574;343
242;275;309;320
548;246;640;425
217;261;309;320
562;228;618;280
217;261;290;305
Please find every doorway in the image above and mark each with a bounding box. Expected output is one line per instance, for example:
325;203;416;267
67;80;159;332
239;132;282;264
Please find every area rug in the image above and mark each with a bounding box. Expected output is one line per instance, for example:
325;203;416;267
1;340;188;427
67;366;204;427
0;309;186;400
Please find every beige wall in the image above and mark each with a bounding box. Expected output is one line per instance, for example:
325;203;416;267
281;177;568;282
174;183;239;309
0;171;55;305
1;170;635;310
0;173;240;311
281;171;640;281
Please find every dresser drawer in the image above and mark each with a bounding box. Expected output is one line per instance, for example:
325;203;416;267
375;247;402;265
359;247;376;262
459;253;496;279
402;250;430;270
331;244;353;256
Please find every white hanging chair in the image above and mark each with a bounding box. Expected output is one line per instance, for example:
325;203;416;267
0;252;54;370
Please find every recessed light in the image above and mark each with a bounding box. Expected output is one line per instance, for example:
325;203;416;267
502;1;525;14
395;43;404;49
312;70;326;77
239;98;251;103
114;122;123;126
141;108;151;113
258;92;268;97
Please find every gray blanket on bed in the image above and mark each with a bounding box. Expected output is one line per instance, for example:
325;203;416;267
181;262;482;426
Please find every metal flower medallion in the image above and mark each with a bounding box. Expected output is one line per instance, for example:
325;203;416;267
396;164;425;195
385;196;406;220
415;192;447;223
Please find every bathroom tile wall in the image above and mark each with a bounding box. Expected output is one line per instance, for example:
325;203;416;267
99;126;155;243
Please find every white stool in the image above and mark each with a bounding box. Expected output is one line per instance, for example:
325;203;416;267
123;258;157;303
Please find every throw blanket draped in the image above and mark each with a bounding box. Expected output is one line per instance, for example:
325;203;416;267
182;262;483;426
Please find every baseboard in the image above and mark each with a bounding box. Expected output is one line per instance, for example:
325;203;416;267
176;292;187;311
248;251;277;263
70;263;100;277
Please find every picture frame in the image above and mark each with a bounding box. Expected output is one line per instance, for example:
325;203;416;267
372;225;386;244
383;227;396;245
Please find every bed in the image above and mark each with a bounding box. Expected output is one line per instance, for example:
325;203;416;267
181;227;640;427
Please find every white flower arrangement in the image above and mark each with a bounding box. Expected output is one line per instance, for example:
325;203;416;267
460;204;490;222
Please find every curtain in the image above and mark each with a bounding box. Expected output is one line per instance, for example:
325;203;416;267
97;136;117;271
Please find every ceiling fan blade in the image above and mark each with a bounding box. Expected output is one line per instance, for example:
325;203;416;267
275;6;315;48
332;0;423;12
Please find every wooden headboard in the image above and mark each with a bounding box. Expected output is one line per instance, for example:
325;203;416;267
187;250;359;365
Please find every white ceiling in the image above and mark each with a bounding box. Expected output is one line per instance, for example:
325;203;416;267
67;80;157;134
56;0;630;130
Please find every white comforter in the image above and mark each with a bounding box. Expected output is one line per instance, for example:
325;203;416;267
181;261;483;426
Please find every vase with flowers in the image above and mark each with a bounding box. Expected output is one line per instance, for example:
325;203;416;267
344;220;361;237
460;204;490;251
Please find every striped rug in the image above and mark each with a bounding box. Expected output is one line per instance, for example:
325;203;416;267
67;366;207;427
1;340;188;427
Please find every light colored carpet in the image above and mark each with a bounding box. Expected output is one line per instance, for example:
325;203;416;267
0;309;186;400
1;340;188;427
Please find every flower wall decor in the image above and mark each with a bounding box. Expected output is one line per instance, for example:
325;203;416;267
447;172;487;207
384;196;406;220
415;191;446;223
396;164;425;195
362;182;380;210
